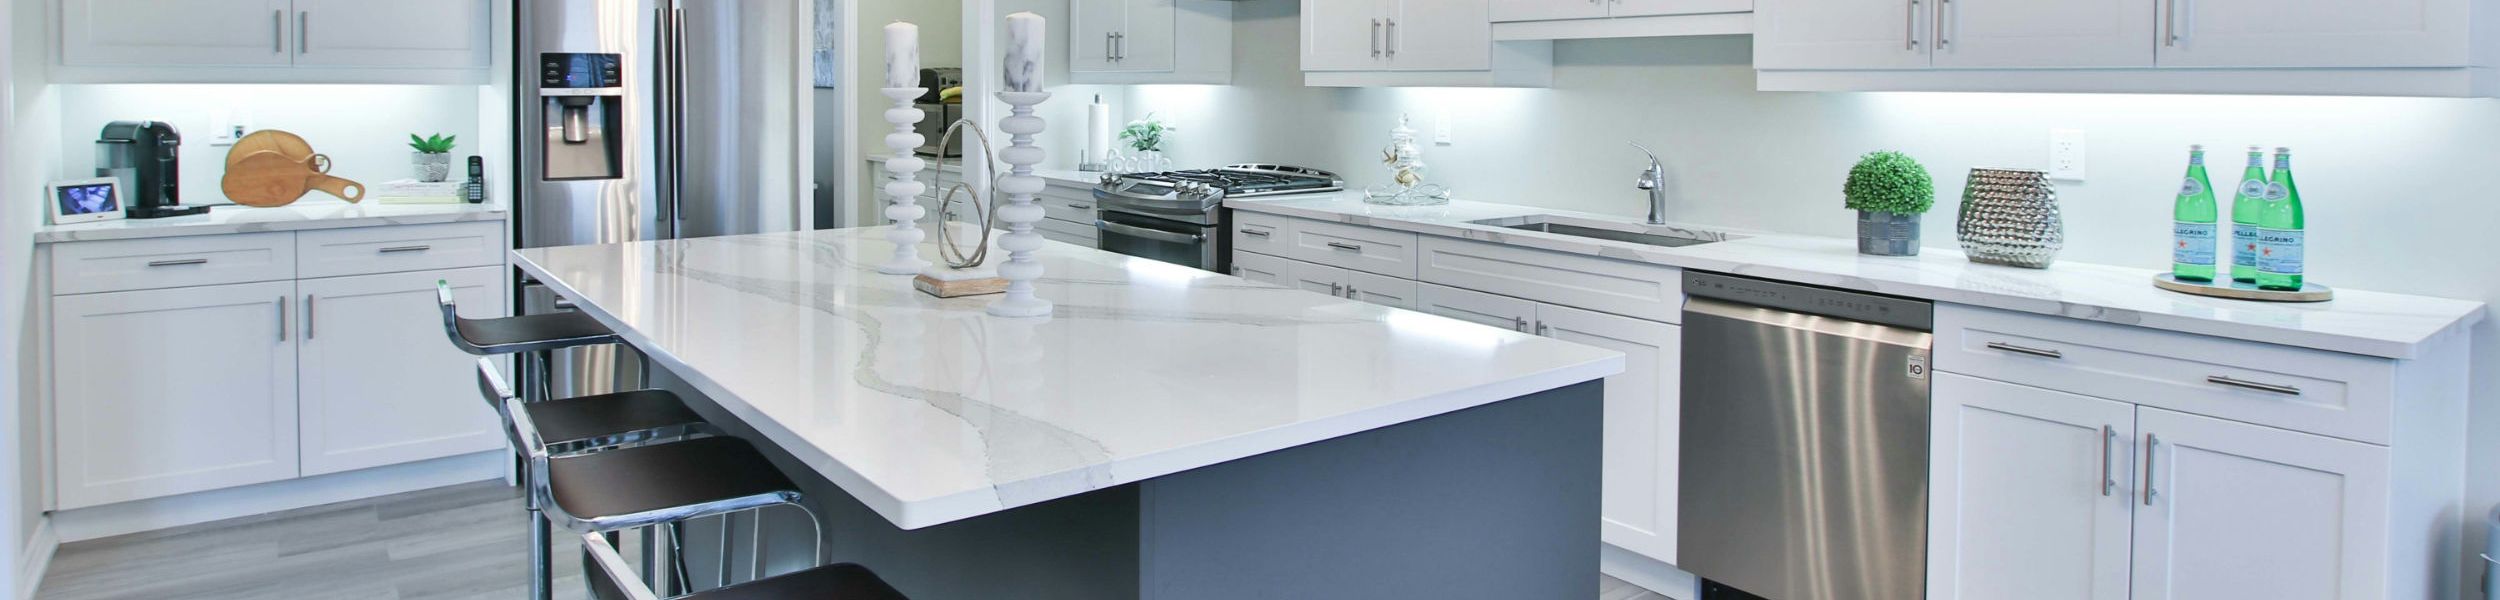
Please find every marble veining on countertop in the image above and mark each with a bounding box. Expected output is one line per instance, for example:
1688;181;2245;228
1228;194;2485;360
866;156;1100;188
511;226;1624;530
35;201;507;243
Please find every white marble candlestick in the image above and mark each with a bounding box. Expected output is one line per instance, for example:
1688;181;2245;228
878;87;932;275
986;90;1053;318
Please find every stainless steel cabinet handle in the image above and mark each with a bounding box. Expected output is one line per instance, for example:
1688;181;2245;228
1512;316;1528;332
2177;0;2194;47
1069;203;1093;210
1329;282;1345;297
1241;229;1271;238
1107;32;1116;61
1386;19;1398;58
2099;425;2117;497
2206;375;2301;396
378;245;432;254
147;258;209;267
2142;433;2161;506
273;10;284;53
1371;19;1383;57
1906;0;1921;50
297;11;308;54
1936;0;1953;49
1535;322;1551;336
1985;341;2064;359
304;295;316;340
1325;241;1364;252
1115;32;1126;61
1346;285;1360;298
276;297;287;342
1095;219;1204;245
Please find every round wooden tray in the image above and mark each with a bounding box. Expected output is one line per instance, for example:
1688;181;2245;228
2152;273;2333;302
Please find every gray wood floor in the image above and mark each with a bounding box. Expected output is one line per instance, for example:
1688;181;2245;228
35;481;1664;599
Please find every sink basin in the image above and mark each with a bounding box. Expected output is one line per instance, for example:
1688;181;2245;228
1467;215;1738;248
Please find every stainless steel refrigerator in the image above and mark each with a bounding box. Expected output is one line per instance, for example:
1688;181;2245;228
514;0;777;396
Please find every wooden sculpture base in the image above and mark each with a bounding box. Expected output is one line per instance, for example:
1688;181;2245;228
914;267;1009;298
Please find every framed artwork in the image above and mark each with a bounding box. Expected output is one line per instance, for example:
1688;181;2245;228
47;178;127;225
813;0;839;88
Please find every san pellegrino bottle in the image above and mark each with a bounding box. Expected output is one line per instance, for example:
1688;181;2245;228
2229;146;2267;284
2255;147;2306;290
2171;145;2219;282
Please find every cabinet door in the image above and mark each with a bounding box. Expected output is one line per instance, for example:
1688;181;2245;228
1387;0;1494;70
297;267;507;476
1231;251;1293;286
1928;373;2133;600
1303;0;1388;71
1490;0;1607;23
1071;0;1126;72
1930;0;2156;68
52;281;298;509
1753;0;1932;69
61;0;294;67
1609;0;1751;17
1536;303;1679;563
1344;270;1420;310
2156;0;2468;67
1417;283;1534;334
2131;407;2389;600
1118;0;1179;72
289;0;489;69
1286;261;1353;298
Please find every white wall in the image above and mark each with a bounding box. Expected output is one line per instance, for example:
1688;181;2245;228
4;0;56;593
1110;1;2500;584
0;0;19;592
54;84;483;206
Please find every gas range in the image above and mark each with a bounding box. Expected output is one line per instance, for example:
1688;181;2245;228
1093;164;1344;223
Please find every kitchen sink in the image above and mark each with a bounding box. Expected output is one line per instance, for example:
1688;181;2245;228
1467;215;1738;248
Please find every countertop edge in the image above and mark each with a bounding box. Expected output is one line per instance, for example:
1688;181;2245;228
36;205;510;244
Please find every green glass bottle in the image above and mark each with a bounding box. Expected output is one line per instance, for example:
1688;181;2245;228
2229;146;2267;284
2171;145;2220;282
2255;147;2306;290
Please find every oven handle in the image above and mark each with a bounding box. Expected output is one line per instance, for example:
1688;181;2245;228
1095;219;1205;245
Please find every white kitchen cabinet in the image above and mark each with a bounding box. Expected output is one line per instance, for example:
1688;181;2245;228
288;0;490;69
1070;0;1234;84
1285;261;1353;298
1535;303;1680;564
1417;282;1534;333
1929;373;2134;600
52;281;299;510
1344;270;1421;310
1489;0;1751;42
1302;0;1554;86
2157;0;2470;68
1610;0;1742;17
1930;0;2157;68
1072;0;1127;70
1388;0;1499;70
1231;251;1293;286
1302;0;1395;71
60;0;295;67
1490;0;1607;22
1753;0;1932;69
2131;407;2389;600
297;267;505;476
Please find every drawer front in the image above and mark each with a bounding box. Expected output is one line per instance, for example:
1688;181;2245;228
1419;282;1536;333
1416;236;1682;324
1035;217;1100;246
1037;189;1100;224
297;222;507;279
1286;218;1419;278
51;232;296;295
1345;269;1420;310
1232;210;1292;257
1935;304;2395;444
1230;250;1292;286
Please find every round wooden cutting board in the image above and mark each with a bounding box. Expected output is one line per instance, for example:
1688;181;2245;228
222;150;365;207
226;130;331;173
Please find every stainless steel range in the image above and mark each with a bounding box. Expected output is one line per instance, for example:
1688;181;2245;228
1093;164;1343;272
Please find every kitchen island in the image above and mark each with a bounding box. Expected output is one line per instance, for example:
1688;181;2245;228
511;226;1625;599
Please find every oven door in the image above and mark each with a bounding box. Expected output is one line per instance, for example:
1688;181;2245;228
1096;210;1216;271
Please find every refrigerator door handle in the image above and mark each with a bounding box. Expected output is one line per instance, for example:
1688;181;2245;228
652;7;673;236
671;7;688;240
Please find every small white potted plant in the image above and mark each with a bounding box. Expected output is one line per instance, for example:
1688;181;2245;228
409;133;457;183
1117;113;1175;172
1844;150;1936;256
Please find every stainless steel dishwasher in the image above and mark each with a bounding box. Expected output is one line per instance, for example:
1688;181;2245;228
1677;271;1933;600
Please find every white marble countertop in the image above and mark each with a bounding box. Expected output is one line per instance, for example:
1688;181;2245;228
35;201;507;244
511;227;1624;530
1228;194;2485;360
865;156;1101;188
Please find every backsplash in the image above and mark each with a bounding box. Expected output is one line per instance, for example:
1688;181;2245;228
53;84;484;206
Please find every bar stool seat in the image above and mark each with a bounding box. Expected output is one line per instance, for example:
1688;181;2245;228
527;389;708;451
543;436;802;532
454;310;621;353
585;549;910;600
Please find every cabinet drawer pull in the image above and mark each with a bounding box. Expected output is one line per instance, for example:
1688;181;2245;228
146;258;209;267
1328;282;1344;297
2098;425;2116;497
1241;229;1271;238
304;295;316;340
2142;433;2161;506
2205;375;2300;396
1535;321;1551;336
378;245;433;254
276;297;287;342
1068;203;1093;210
1324;241;1364;252
1512;316;1529;332
1984;341;2063;359
1905;0;1921;50
273;10;284;53
1371;19;1383;58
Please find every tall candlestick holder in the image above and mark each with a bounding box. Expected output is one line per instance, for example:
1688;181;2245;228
877;87;932;275
986;90;1053;318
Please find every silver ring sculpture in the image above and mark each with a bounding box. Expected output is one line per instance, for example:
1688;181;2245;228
932;118;1002;269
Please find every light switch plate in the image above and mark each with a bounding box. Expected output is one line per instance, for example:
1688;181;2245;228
1433;112;1453;145
2049;129;2086;181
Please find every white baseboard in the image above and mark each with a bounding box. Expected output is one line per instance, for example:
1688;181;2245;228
16;518;56;600
52;452;502;544
1601;543;1699;600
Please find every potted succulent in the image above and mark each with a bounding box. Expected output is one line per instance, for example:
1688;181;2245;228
1844;150;1936;256
409;133;458;183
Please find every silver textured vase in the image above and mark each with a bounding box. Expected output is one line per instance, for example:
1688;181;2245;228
1956;168;2063;269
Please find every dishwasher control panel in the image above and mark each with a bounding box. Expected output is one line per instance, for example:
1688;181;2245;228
1684;271;1932;331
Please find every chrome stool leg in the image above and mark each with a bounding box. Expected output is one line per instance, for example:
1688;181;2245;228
528;509;552;600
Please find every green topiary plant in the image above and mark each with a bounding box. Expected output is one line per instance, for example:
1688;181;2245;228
1119;113;1174;153
408;133;458;154
1843;150;1935;215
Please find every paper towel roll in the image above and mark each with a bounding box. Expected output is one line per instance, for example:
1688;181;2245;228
1088;97;1113;165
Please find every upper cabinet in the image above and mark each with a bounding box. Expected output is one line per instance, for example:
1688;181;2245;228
1491;0;1753;41
1071;0;1233;85
1301;0;1555;87
57;0;490;84
1754;0;2499;96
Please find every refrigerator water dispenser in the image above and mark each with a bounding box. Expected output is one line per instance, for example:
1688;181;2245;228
539;52;623;181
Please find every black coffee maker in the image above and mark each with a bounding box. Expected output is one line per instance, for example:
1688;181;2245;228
97;120;208;219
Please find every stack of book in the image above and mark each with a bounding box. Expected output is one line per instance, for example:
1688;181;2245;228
374;180;466;205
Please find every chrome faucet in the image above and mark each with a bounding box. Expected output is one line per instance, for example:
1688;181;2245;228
1631;142;1666;225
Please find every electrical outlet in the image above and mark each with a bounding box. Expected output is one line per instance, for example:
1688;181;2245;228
209;109;247;147
1433;112;1453;146
2049;129;2086;181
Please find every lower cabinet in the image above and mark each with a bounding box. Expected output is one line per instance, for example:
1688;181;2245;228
1263;256;1421;310
297;267;506;476
1930;372;2392;600
52;281;301;509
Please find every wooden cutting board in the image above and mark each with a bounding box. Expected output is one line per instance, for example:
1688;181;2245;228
222;150;365;207
226;130;331;173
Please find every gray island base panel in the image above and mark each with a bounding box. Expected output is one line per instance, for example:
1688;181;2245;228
671;377;1603;600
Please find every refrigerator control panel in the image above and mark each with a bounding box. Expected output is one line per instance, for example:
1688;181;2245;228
540;53;622;90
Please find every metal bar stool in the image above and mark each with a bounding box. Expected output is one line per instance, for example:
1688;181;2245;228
476;359;714;600
436;280;642;402
583;532;908;600
480;361;819;600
